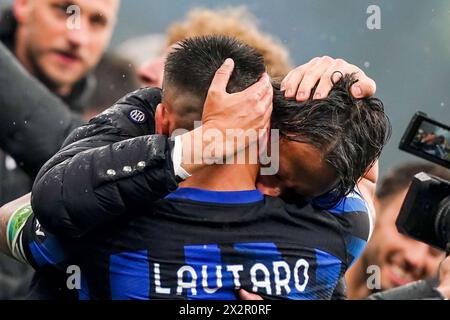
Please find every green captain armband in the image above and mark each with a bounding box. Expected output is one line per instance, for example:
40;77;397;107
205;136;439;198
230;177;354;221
6;204;33;264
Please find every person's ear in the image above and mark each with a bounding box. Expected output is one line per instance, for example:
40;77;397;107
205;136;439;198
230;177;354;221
13;0;32;24
256;175;282;197
155;103;170;135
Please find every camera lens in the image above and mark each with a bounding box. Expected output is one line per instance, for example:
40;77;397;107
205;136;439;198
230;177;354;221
435;196;450;247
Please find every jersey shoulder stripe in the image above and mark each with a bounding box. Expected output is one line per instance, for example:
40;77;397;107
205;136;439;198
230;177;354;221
326;192;368;215
165;188;264;204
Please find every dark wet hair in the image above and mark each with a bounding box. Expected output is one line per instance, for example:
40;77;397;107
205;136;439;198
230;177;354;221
271;74;391;205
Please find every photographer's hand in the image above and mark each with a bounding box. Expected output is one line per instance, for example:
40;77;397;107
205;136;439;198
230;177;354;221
281;56;376;101
437;255;450;299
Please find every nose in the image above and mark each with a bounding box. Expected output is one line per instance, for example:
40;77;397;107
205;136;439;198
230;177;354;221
138;57;165;88
402;242;431;277
66;22;90;47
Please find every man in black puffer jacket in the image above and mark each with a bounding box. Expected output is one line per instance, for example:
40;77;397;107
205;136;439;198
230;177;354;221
32;87;178;238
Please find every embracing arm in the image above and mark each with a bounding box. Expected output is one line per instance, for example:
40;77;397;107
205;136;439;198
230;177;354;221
0;193;32;260
31;87;171;238
0;202;11;257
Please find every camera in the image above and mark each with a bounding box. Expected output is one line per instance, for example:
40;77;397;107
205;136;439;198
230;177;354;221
399;112;450;169
396;112;450;252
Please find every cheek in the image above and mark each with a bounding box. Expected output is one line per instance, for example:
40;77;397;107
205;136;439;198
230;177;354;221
85;32;111;63
277;155;293;184
428;255;445;273
32;8;66;40
27;28;64;61
372;226;403;261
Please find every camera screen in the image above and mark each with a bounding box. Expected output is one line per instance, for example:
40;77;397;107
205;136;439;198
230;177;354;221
410;120;450;163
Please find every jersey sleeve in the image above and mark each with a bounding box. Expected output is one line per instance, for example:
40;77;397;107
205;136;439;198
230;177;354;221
7;203;68;271
320;189;373;269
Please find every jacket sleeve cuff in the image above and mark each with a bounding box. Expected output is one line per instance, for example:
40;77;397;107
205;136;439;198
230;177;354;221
172;135;192;181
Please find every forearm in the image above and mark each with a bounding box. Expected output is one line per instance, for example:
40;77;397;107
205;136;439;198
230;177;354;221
32;135;177;238
179;126;220;176
33;124;257;238
179;124;260;176
0;194;32;259
0;205;11;257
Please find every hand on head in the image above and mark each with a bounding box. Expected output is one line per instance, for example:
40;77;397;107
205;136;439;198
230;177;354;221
281;56;377;101
202;58;273;135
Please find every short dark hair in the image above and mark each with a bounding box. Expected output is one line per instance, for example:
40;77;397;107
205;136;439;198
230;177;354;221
163;35;265;129
376;162;450;201
271;74;391;203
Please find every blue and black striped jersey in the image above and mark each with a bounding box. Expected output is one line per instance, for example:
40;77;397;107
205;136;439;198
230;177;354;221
21;188;371;300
